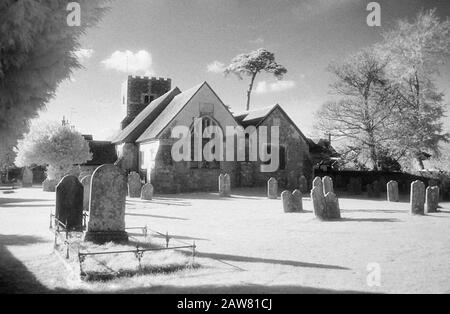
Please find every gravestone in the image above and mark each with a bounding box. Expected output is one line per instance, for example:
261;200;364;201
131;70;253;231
224;174;231;197
55;175;83;231
43;178;57;192
281;190;295;213
292;189;303;212
325;192;341;219
141;183;154;200
267;177;278;199
84;164;128;243
298;175;308;194
21;167;33;187
410;180;425;215
312;177;324;196
128;172;142;198
387;180;399;202
80;175;91;212
322;176;333;195
311;186;326;220
425;186;439;214
219;174;225;197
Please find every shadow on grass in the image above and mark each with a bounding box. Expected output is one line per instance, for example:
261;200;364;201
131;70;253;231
0;234;50;293
125;212;189;221
195;251;349;270
0;198;50;206
338;217;401;223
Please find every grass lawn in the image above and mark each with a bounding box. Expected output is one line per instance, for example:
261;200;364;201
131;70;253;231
0;186;449;293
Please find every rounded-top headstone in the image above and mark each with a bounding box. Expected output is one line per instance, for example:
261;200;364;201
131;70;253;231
322;176;333;195
224;173;231;197
55;175;84;231
128;171;142;198
281;190;295;213
141;183;154;200
311;185;326;219
410;180;425;215
85;164;128;243
425;186;439;214
325;192;341;220
268;177;278;199
292;189;303;212
387;180;399;202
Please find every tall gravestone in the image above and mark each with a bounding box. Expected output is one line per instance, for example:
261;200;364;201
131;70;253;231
313;177;324;195
425;186;439;214
281;190;295;213
292;189;303;212
387;180;399;202
322;176;333;195
43;178;57;192
141;183;154;200
410;180;425;215
219;174;226;197
267;177;278;199
311;185;327;219
21;167;33;187
84;165;128;243
80;175;92;212
128;172;141;198
298;175;308;194
224;174;231;197
325;192;341;219
55;175;83;231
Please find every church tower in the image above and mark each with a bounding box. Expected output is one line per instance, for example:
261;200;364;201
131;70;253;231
120;76;172;129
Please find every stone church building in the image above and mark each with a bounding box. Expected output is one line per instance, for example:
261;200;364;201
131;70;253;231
112;76;314;193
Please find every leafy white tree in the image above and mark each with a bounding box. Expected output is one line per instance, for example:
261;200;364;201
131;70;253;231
0;0;108;171
15;122;92;181
224;48;287;111
378;10;450;168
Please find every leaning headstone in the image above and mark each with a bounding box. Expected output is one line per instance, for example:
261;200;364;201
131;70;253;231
224;174;231;197
387;180;399;202
292;189;303;212
281;190;295;213
325;192;341;219
312;177;324;196
80;175;91;212
55;175;83;231
322;176;333;195
84;164;128;243
298;175;308;194
128;172;141;198
425;186;439;214
311;186;327;220
410;180;425;215
21;167;33;187
43;178;57;192
141;183;154;200
267;177;278;199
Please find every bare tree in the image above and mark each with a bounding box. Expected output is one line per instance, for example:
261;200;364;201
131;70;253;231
224;48;287;111
316;49;400;170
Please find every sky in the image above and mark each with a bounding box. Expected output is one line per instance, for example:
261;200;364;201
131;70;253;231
38;0;450;140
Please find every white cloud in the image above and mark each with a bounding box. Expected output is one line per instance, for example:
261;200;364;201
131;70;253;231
101;50;154;75
74;48;94;62
250;38;264;44
255;80;296;94
207;60;226;73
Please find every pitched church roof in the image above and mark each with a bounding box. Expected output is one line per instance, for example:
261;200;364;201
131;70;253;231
233;105;277;127
136;82;206;143
112;87;181;144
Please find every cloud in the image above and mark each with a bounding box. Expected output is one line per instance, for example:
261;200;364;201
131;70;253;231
74;48;94;62
207;60;226;73
255;80;296;94
101;50;154;75
250;38;264;44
